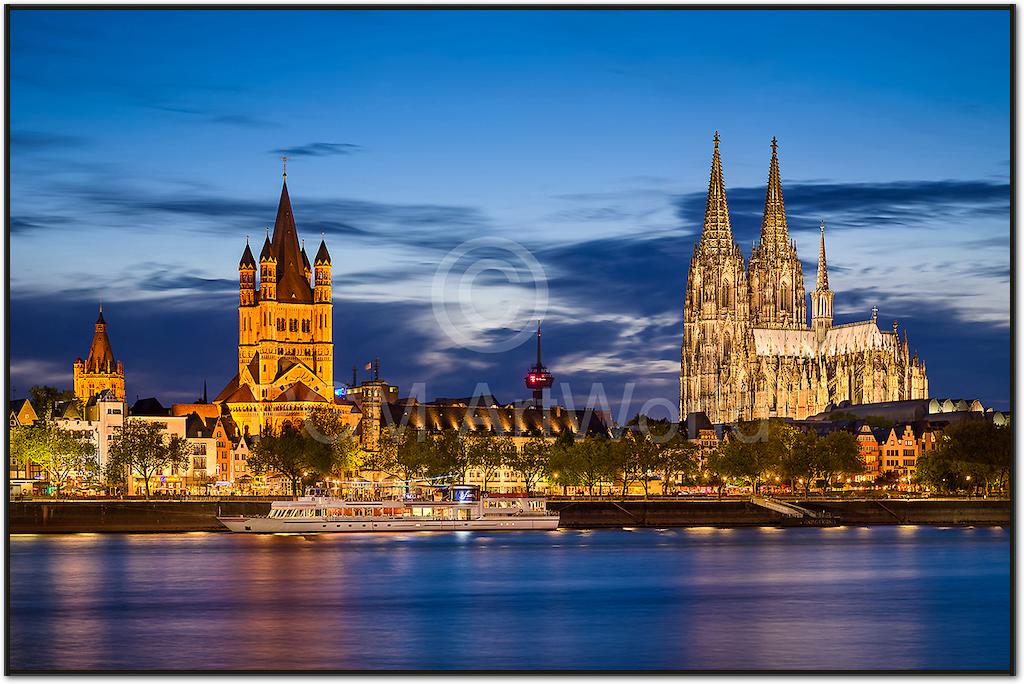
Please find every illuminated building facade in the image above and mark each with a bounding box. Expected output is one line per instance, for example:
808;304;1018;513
680;135;929;424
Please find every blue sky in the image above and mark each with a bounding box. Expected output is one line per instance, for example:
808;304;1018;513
9;8;1011;415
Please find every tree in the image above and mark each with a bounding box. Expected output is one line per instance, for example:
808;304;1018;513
615;430;660;497
917;420;1010;496
305;406;364;480
509;436;550;496
426;429;469;482
779;430;822;495
466;433;510;493
29;385;77;420
107;419;191;499
10;423;97;496
567;437;616;496
818;430;863;489
708;421;788;495
371;427;432;494
655;432;699;496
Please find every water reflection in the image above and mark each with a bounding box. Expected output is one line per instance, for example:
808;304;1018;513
9;526;1010;671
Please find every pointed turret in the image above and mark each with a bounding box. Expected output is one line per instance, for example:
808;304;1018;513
759;136;790;251
270;179;314;303
301;239;312;279
698;132;735;253
87;305;115;372
811;221;834;338
239;238;257;306
239;239;257;269
314;238;331;266
259;233;274;263
815;221;830;291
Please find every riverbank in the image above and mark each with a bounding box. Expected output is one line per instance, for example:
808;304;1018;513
7;498;1010;533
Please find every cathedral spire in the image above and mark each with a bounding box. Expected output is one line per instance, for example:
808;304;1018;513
815;221;830;291
759;136;790;250
699;131;735;252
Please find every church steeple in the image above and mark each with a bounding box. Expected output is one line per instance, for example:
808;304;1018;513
698;132;735;253
74;304;125;402
759;136;790;251
270;178;314;303
815;220;830;291
812;221;834;337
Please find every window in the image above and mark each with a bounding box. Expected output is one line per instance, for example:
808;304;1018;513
289;319;298;332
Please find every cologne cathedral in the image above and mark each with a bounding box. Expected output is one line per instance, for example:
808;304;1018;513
680;134;929;424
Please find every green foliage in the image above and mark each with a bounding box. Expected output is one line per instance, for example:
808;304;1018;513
916;420;1010;495
107;419;191;499
29;385;77;421
305;406;364;478
508;436;550;496
465;433;512;492
614;430;660;496
10;423;97;495
654;431;700;495
425;429;469;481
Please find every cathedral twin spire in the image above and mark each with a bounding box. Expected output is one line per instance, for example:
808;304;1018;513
759;137;791;252
698;132;736;253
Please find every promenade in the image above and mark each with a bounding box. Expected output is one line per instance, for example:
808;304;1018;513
7;497;1010;533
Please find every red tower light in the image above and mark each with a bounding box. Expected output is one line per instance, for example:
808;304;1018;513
524;322;554;407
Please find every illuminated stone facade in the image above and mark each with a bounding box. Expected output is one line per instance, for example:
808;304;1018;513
73;306;125;403
213;173;358;436
680;135;929;424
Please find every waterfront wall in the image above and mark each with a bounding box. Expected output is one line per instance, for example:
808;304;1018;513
7;498;1009;533
548;499;1010;528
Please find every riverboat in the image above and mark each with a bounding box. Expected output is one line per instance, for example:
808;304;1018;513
217;485;560;533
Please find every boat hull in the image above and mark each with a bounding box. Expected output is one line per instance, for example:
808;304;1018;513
217;515;560;533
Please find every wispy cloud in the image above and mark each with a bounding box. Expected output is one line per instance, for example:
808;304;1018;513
270;142;362;157
10;130;86;153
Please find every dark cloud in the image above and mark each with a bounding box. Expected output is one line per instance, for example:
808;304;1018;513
271;142;362;157
10;130;86;153
136;269;238;295
9;214;73;234
674;179;1010;246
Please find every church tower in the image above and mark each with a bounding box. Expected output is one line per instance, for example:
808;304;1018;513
313;234;333;390
226;167;334;405
747;137;807;330
680;133;753;424
811;221;834;340
73;305;126;403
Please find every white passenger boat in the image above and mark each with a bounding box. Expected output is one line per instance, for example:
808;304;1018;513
217;485;560;533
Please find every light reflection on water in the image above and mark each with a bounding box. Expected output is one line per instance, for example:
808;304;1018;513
9;526;1009;671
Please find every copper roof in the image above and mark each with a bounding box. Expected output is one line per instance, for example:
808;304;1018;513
274;381;328;403
314;238;331;266
269;181;314;304
239;241;257;269
84;309;118;373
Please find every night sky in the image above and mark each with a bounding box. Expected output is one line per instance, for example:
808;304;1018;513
9;9;1011;419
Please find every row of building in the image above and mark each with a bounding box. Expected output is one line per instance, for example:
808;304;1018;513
9;165;1008;496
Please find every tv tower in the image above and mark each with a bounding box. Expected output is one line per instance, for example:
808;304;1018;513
524;321;554;407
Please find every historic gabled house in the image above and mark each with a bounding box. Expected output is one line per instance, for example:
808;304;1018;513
680;135;928;424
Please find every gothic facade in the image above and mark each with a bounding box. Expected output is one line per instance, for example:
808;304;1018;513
680;135;929;424
213;172;358;435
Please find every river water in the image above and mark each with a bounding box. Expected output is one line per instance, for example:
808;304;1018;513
8;526;1010;671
